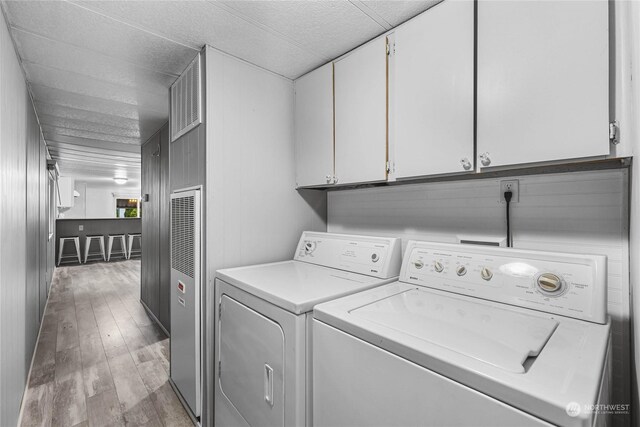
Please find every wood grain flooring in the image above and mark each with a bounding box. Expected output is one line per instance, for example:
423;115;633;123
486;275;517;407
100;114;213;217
20;260;192;427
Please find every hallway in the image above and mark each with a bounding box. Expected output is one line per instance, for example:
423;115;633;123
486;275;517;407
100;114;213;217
20;261;192;427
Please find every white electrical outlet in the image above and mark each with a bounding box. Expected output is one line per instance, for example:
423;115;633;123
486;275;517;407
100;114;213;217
79;225;84;231
499;180;519;203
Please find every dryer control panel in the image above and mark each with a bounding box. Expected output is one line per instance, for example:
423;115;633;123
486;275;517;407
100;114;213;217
295;232;402;279
400;241;607;324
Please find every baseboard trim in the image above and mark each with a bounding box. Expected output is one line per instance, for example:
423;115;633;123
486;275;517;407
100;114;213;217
140;299;170;337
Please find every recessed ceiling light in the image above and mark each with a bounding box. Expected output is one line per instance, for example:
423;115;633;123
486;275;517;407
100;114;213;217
113;177;128;184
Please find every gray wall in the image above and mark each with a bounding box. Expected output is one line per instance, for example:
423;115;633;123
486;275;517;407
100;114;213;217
141;123;171;332
0;10;53;426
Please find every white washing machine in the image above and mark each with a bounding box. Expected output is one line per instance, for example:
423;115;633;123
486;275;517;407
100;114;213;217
313;241;611;427
214;232;402;426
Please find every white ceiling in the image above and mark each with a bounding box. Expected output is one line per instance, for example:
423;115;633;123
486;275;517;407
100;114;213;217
1;0;439;183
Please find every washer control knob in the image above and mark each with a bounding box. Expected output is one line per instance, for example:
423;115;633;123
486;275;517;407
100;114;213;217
371;253;380;263
413;260;424;270
304;241;316;254
434;261;444;273
456;265;467;276
537;273;564;294
480;267;493;281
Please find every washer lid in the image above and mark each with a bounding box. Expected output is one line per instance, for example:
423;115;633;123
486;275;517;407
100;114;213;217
350;288;558;373
217;260;393;314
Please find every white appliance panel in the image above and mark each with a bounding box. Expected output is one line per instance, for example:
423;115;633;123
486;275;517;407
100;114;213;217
352;287;558;373
219;295;285;427
294;231;402;279
400;241;607;324
313;320;551;427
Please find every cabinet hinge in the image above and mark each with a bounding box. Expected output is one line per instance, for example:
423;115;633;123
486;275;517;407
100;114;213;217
609;121;619;145
218;360;222;377
386;161;391;174
218;301;222;320
386;41;390;56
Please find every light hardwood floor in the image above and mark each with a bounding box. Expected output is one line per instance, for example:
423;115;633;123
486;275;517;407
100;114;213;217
20;260;192;427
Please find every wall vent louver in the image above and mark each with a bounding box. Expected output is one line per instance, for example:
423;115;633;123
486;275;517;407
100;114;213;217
170;53;202;142
171;195;195;278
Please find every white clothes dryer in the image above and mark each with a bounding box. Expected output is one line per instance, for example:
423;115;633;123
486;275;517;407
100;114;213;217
214;232;402;426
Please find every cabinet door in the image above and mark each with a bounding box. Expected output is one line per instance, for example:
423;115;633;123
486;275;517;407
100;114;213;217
335;36;388;185
477;1;609;169
393;1;474;179
57;176;75;208
294;63;334;188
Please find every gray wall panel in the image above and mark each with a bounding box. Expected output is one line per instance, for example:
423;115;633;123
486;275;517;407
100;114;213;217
0;10;52;425
141;122;170;332
25;85;40;369
159;124;171;331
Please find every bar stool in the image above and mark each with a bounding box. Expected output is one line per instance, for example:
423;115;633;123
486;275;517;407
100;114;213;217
107;234;127;261
58;236;81;266
127;233;142;259
84;235;106;263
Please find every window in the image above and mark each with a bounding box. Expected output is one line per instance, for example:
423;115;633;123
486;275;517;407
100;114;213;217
115;198;141;218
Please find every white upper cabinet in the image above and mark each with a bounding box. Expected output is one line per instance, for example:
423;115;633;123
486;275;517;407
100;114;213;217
57;176;75;208
477;1;609;169
294;63;334;188
334;36;388;185
392;0;474;179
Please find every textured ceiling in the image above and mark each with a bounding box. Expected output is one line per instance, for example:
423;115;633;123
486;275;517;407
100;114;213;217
1;0;439;184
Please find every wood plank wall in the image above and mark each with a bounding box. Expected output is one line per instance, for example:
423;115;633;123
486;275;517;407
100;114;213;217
327;168;630;426
0;10;53;426
141;123;170;332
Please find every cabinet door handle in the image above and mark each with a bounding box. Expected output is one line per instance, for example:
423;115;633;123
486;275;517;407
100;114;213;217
479;152;492;167
460;158;472;170
264;364;274;407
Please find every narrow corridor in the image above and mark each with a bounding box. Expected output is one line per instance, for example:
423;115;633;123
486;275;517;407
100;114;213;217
20;261;192;427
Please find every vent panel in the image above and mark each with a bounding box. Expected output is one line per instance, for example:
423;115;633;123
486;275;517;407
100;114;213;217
170;54;201;142
171;195;195;278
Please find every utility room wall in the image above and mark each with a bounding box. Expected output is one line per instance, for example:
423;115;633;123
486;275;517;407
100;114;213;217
327;168;630;425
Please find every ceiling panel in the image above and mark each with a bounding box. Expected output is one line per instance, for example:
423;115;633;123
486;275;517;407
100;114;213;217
45;135;141;154
354;0;442;28
12;28;176;93
24;63;167;112
213;1;385;63
2;0;198;75
42;124;141;145
76;0;331;78
38;114;142;139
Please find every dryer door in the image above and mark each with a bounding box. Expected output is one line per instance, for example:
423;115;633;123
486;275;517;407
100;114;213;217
219;295;285;427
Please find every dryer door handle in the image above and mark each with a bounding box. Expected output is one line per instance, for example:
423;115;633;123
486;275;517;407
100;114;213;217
264;364;274;407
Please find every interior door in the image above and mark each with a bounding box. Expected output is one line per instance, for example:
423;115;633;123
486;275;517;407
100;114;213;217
334;36;388;185
219;295;285;427
477;1;609;168
393;1;474;178
294;63;334;187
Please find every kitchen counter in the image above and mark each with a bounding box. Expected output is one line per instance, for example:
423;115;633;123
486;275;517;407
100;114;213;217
56;218;142;264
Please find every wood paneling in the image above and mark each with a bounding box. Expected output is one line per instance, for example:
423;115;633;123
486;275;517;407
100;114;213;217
141;122;170;332
159;124;171;330
0;11;53;426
